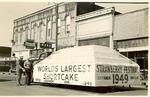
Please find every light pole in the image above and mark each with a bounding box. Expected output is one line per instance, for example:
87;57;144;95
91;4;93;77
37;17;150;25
55;3;58;51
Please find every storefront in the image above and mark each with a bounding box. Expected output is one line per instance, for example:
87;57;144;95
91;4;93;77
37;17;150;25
113;8;148;80
77;8;114;48
30;42;54;58
78;36;110;47
121;51;148;79
115;37;148;80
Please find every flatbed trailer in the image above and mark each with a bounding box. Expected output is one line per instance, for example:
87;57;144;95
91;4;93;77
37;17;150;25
33;45;141;88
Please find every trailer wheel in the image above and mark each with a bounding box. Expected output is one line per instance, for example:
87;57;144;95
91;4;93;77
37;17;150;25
111;87;115;92
146;85;148;88
129;85;131;88
122;85;125;88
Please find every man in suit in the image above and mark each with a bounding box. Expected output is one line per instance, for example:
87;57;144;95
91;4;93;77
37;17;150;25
24;58;32;85
16;56;25;86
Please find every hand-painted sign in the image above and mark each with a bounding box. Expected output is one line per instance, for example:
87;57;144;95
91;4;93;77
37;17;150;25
40;42;52;48
24;40;36;49
34;64;93;86
95;64;140;86
34;63;140;87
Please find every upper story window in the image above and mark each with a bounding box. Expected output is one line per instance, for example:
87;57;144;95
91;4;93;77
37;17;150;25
32;23;38;42
66;15;71;33
58;18;61;27
25;26;30;40
20;28;23;43
57;18;61;34
14;22;17;27
31;24;36;40
39;22;45;40
14;29;18;44
47;20;52;39
66;15;71;25
18;32;20;44
39;23;42;39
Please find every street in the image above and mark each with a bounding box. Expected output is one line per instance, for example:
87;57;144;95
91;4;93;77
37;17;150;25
0;72;148;96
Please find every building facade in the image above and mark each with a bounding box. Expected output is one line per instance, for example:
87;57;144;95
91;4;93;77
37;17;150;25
12;2;77;59
76;7;115;49
76;8;148;79
12;2;148;79
11;2;106;59
113;8;148;79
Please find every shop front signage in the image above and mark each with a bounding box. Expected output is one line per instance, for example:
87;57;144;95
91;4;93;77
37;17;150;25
24;40;36;49
40;42;52;48
116;38;148;49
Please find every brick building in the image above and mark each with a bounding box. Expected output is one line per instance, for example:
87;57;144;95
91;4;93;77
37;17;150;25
77;7;115;48
12;2;104;59
76;7;148;79
114;8;148;79
11;2;148;78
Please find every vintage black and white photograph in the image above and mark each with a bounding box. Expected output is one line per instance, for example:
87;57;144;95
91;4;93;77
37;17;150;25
0;0;148;96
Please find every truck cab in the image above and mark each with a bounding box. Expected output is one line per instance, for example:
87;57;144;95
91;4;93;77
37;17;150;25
31;52;52;66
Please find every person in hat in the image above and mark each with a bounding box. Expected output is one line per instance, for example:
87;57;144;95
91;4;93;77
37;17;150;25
24;58;32;85
16;56;25;86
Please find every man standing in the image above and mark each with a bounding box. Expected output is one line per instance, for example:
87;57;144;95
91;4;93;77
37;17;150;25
16;56;25;86
24;58;32;85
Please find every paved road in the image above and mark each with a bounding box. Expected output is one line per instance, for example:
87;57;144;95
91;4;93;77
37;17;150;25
0;72;148;96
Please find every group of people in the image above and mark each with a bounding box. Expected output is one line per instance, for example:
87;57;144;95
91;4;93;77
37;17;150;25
16;56;33;86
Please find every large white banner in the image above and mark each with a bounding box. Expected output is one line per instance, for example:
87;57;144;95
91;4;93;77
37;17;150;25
95;64;141;86
34;63;95;86
33;45;141;87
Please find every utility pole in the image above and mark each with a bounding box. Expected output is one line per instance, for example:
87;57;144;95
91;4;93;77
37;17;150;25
110;7;115;49
48;2;58;51
55;3;58;51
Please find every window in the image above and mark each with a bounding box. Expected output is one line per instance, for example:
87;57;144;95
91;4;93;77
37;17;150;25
20;28;23;43
32;24;37;42
57;18;61;34
65;3;75;11
78;37;110;47
25;27;30;40
31;25;36;40
25;27;28;40
66;15;71;33
58;18;61;27
14;29;18;44
39;22;45;40
14;22;17;27
66;25;70;33
18;32;20;44
39;24;42;39
47;21;52;39
58;5;65;12
28;29;30;39
66;15;71;25
22;28;26;43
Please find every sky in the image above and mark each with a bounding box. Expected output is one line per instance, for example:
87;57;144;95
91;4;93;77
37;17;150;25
0;1;148;47
96;3;148;13
0;2;49;47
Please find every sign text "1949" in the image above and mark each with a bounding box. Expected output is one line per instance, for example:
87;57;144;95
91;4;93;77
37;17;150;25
112;74;128;84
